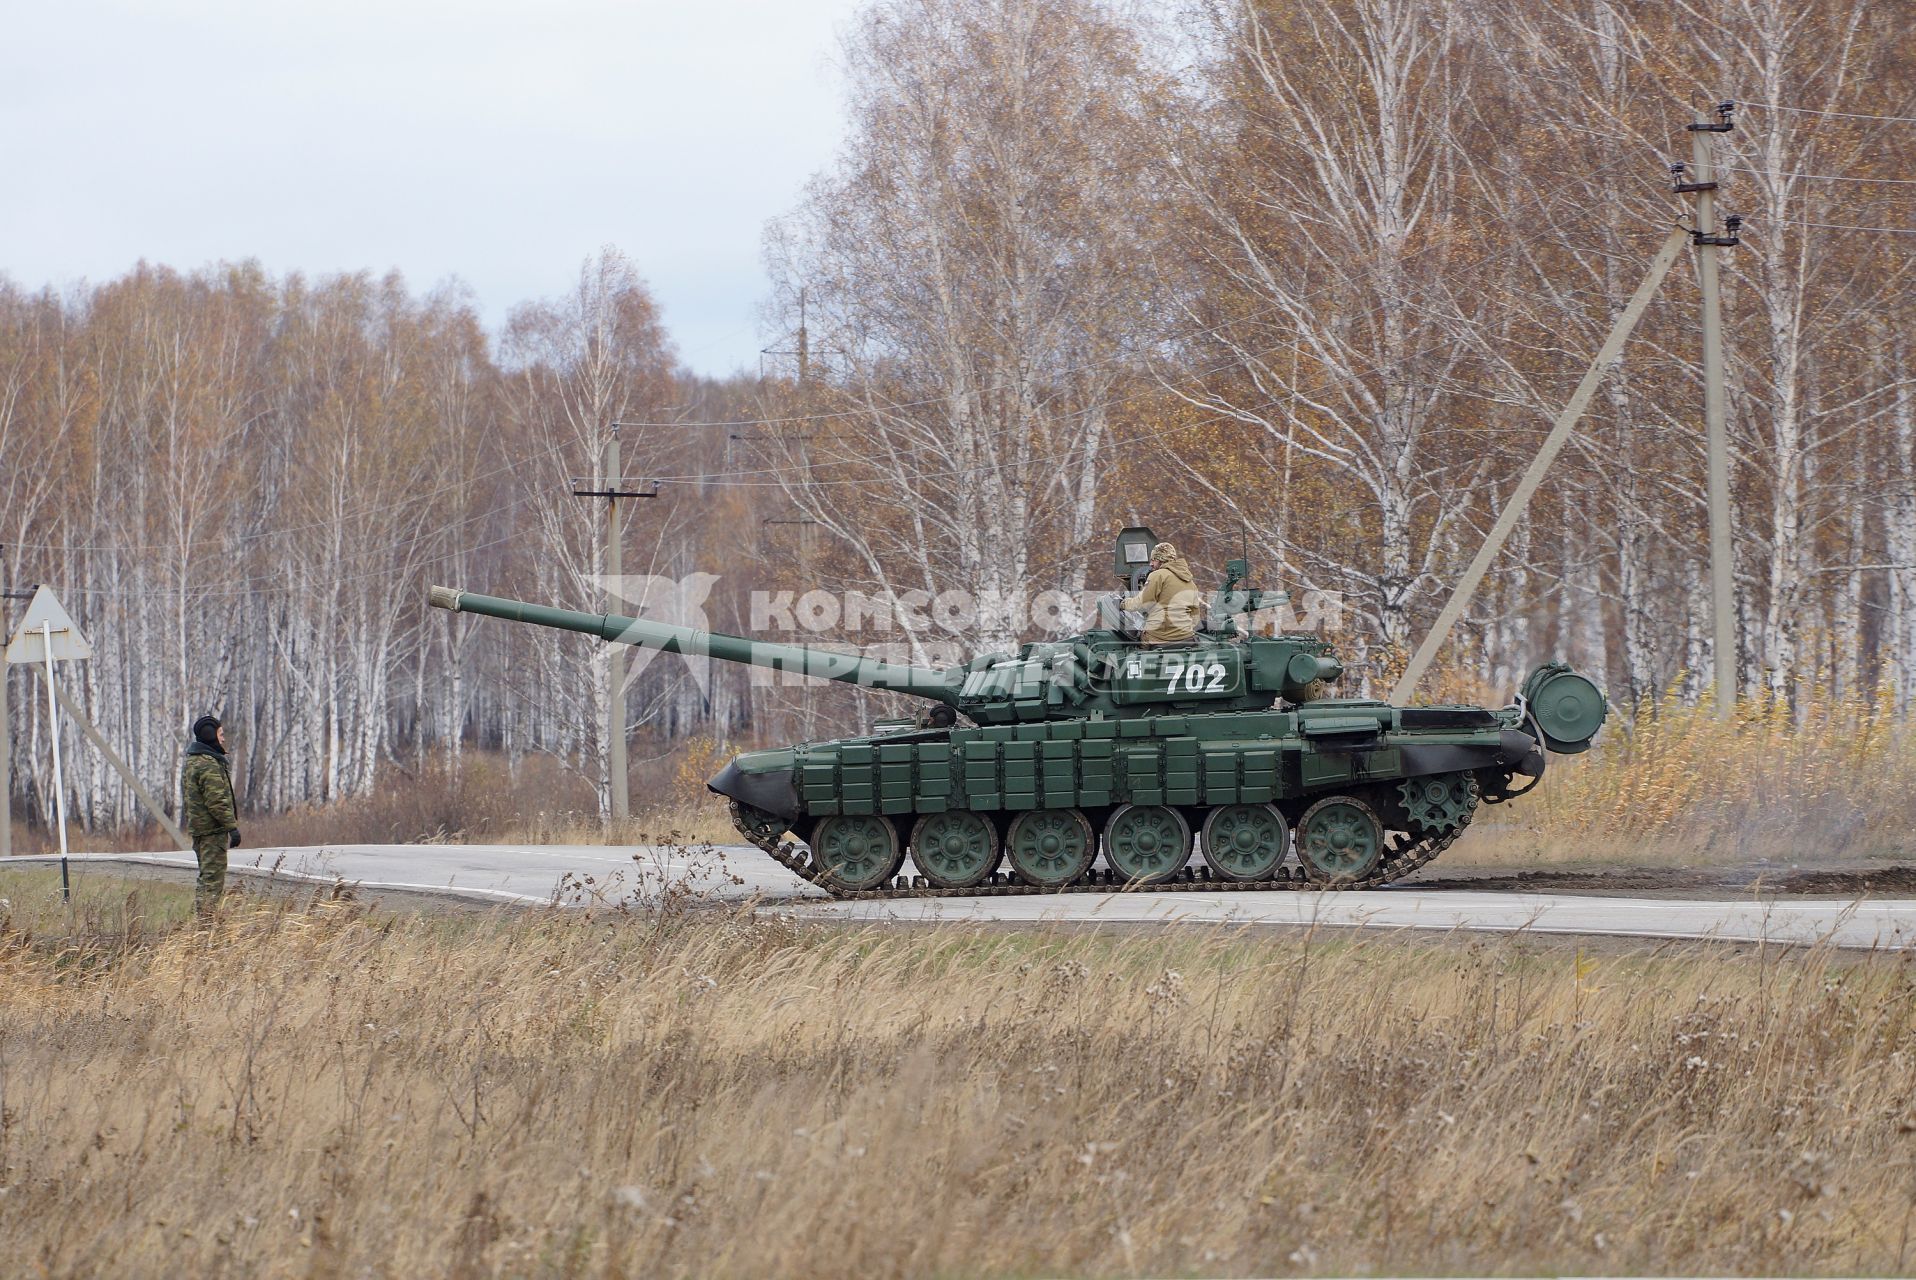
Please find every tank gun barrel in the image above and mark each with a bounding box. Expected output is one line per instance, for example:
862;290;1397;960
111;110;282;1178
428;586;961;705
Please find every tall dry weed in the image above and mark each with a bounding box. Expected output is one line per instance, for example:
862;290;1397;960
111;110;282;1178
1476;683;1916;864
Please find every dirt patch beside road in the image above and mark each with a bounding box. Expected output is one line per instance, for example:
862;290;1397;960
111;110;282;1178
1403;858;1916;898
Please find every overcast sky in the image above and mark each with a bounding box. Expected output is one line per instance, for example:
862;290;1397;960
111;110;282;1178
0;0;864;377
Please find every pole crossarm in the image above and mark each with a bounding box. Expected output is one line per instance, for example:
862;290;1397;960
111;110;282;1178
1391;225;1690;703
569;478;659;499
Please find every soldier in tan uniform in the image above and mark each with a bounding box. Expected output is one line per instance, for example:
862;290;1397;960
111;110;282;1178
1121;542;1202;644
180;715;240;915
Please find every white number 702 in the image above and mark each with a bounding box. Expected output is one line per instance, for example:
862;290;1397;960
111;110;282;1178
1160;658;1227;693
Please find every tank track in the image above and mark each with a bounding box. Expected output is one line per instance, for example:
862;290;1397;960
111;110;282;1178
728;788;1474;901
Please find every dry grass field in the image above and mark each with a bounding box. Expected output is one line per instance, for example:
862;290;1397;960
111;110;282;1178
2;869;1915;1277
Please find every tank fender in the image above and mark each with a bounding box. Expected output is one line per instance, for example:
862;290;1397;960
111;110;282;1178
707;759;802;821
1396;729;1544;779
1396;742;1505;777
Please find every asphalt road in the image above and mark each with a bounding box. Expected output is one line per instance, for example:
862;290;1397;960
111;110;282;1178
11;843;1915;950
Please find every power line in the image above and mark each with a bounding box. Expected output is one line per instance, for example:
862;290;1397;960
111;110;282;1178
75;148;1659;532
595;210;1688;492
653;285;1689;493
1768;218;1916;234
53;253;1694;599
646;235;1679;488
8;429;587;556
66;521;530;600
579;166;1650;434
1744;102;1916;126
1722;163;1916;186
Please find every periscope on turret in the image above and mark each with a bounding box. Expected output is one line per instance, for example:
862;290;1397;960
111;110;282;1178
426;528;1605;896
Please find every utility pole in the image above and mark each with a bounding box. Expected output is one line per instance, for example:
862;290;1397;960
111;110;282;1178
603;426;627;825
797;286;809;386
572;426;658;829
1675;101;1742;718
0;570;32;859
763;517;822;566
759;286;821;385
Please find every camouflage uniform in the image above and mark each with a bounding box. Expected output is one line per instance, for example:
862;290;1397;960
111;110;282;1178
1121;544;1202;644
181;740;238;913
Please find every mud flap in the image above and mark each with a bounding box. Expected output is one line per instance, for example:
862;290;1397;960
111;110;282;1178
707;760;802;820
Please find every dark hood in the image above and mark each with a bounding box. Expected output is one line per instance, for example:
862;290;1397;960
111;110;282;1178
185;739;227;760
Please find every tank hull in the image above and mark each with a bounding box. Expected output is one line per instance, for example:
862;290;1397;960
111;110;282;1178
711;700;1547;894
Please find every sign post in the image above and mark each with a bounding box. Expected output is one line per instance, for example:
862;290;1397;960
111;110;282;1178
1;636;8;860
0;583;33;861
5;586;93;903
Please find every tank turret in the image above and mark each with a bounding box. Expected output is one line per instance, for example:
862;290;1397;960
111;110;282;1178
427;530;1604;896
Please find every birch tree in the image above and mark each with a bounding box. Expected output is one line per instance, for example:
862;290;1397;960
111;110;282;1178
764;0;1172;656
1168;0;1488;681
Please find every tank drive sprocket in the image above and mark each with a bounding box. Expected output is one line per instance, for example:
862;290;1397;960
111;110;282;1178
1396;771;1479;834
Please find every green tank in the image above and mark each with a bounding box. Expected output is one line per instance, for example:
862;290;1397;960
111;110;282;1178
426;528;1605;897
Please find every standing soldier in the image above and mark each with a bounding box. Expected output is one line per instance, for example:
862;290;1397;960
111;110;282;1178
181;714;240;915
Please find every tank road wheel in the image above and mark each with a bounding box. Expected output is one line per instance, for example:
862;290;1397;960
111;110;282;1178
1104;804;1192;885
809;814;905;892
1202;803;1290;883
910;810;1000;890
1397;772;1479;834
1294;796;1385;885
1006;809;1096;889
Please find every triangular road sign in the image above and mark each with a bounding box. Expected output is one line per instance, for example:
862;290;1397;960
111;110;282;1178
5;585;93;664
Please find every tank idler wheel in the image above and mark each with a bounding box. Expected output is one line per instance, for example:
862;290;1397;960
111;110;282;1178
1295;796;1385;885
809;814;905;892
1202;803;1290;882
1005;808;1096;889
1104;804;1192;885
909;810;1001;890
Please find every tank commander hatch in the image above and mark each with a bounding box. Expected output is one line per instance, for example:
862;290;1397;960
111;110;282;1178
1121;541;1202;645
